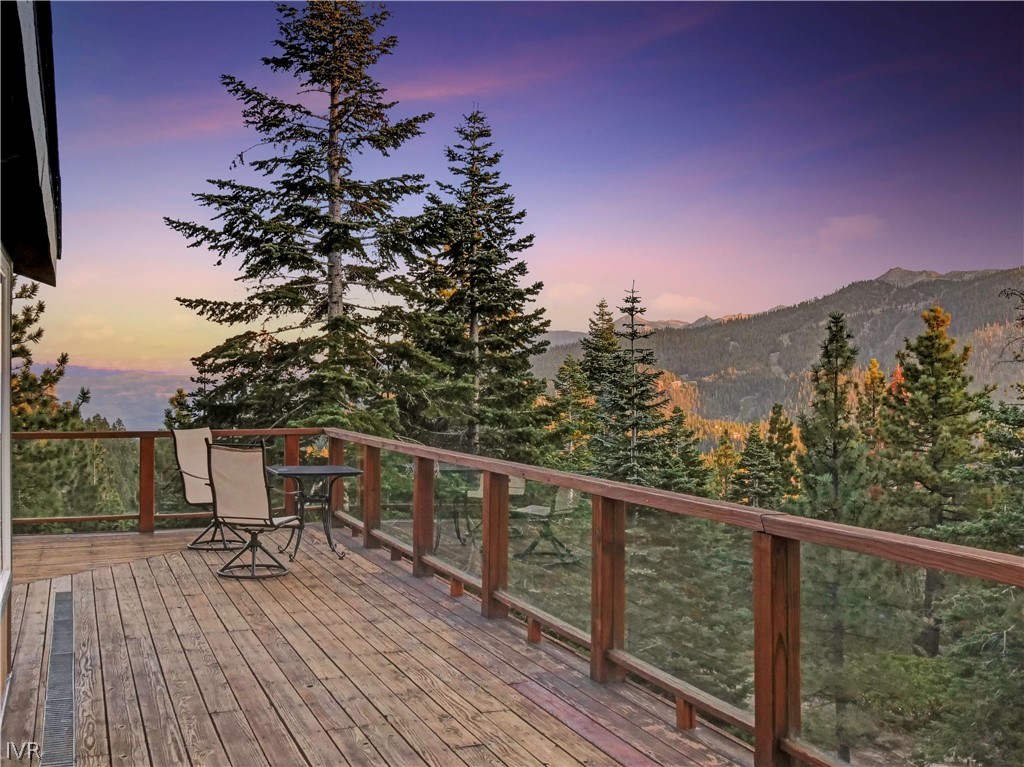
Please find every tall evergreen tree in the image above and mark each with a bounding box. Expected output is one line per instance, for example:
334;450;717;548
881;306;992;657
579;298;618;396
709;432;740;500
912;289;1023;767
857;358;887;450
795;312;886;762
407;110;549;462
548;355;598;473
165;1;432;432
656;407;712;495
729;424;782;509
765;402;798;495
10;280;136;523
591;286;668;485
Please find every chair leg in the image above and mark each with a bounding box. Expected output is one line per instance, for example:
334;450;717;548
515;520;578;562
189;518;245;551
218;531;289;579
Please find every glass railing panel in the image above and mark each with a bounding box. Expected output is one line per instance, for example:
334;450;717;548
154;436;197;529
506;480;592;634
379;448;414;545
798;545;1023;766
431;463;484;577
12;436;140;532
340;440;363;522
624;506;754;713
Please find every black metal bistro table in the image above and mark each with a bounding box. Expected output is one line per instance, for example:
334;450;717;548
266;464;362;559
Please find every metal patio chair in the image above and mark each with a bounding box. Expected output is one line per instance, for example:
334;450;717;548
172;427;245;551
207;442;303;579
511;487;580;562
456;475;527;546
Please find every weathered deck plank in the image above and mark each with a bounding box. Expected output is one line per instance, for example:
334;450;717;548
7;529;752;767
12;530;200;584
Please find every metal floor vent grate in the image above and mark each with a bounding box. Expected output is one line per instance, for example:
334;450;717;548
41;591;75;767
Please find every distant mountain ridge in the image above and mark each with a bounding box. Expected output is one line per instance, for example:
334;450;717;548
51;268;1021;428
534;267;1023;421
55;366;192;430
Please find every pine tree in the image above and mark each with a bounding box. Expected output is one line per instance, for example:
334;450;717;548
656;407;712;495
794;312;888;762
548;355;598;473
11;279;89;432
857;358;887;451
709;432;740;500
164;1;432;432
10;280;135;523
591;286;669;485
764;402;798;496
579;298;618;397
729;424;782;509
408;110;549;462
908;292;1023;767
881;306;993;657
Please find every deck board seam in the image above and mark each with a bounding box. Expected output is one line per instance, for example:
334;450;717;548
293;540;626;767
339;546;735;767
182;546;346;767
204;541;467;767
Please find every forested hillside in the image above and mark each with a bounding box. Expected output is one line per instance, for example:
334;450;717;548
534;268;1023;421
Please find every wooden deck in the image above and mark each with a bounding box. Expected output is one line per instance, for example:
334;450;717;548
4;529;752;767
12;529;202;584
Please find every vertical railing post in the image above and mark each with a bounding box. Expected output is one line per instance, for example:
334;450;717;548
328;436;346;514
412;457;435;577
362;445;382;549
480;472;509;618
753;532;801;767
284;434;300;517
139;436;155;533
590;494;625;682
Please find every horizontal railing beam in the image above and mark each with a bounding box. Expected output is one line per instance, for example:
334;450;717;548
12;427;325;440
606;649;754;732
323;427;1024;585
761;515;1023;587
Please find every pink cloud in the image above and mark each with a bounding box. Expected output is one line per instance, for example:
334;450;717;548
66;92;242;150
388;5;719;103
818;214;886;253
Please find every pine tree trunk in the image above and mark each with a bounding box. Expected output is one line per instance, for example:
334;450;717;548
326;79;344;321
917;566;943;657
831;558;851;763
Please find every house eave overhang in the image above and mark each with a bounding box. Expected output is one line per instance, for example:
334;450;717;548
2;1;62;286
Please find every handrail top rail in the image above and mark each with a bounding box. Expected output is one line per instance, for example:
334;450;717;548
12;427;324;440
12;425;1024;586
323;427;1024;587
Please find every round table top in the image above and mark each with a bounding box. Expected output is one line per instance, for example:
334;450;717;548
265;464;363;478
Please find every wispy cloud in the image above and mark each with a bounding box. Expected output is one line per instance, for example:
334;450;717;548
818;214;886;253
66;93;241;150
543;281;593;302
650;292;718;319
389;5;719;103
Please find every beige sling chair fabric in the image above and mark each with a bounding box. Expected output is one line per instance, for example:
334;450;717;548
172;427;245;551
207;443;303;579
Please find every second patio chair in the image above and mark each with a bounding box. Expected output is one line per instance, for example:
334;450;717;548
172;427;245;551
207;442;304;579
511;487;580;562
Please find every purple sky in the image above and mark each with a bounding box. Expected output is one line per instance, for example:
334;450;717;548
37;1;1024;373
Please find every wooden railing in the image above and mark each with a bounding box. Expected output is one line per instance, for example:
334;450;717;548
11;428;321;530
13;426;1024;767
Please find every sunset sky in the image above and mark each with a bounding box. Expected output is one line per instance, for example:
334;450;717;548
35;1;1024;374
